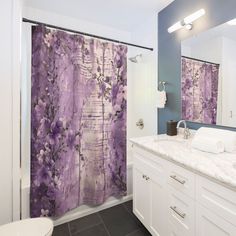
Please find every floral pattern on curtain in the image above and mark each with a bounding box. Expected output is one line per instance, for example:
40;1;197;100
31;25;127;217
181;57;219;124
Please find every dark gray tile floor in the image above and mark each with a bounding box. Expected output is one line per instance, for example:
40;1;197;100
52;201;151;236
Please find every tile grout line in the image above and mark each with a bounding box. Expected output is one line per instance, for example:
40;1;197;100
68;215;102;236
123;202;130;213
97;212;112;236
125;228;140;236
122;202;148;233
122;202;137;220
57;201;136;236
67;223;72;236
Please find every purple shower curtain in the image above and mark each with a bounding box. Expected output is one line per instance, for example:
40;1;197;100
30;25;127;217
181;57;219;124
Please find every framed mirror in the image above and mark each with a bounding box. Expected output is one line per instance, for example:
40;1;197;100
181;18;236;128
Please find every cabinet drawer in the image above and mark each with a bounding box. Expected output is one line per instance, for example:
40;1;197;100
196;176;236;226
196;204;236;236
168;162;195;199
168;222;193;236
167;186;195;236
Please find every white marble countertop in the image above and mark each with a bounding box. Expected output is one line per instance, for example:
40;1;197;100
130;134;236;190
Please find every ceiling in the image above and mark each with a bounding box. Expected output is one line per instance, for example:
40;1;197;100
24;0;174;31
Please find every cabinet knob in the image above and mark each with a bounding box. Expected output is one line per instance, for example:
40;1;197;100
142;174;150;181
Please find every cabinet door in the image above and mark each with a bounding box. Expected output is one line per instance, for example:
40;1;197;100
133;167;150;225
149;176;167;236
196;204;236;236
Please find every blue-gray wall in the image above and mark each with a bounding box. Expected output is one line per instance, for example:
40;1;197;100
158;0;236;134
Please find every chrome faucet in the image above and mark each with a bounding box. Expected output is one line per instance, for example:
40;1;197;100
176;120;190;139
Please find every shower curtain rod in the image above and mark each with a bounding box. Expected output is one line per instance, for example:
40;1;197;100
182;56;220;65
22;18;154;51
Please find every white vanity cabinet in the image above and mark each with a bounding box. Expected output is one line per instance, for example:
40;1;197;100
133;147;167;236
132;145;236;236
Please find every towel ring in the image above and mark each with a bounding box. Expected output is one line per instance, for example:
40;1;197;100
159;81;166;91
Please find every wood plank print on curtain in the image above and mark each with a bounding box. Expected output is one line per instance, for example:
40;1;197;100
181;57;219;125
31;25;127;217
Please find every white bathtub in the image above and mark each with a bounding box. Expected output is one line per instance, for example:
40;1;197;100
21;163;133;226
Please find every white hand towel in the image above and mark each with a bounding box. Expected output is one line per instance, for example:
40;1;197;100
157;90;167;108
195;127;236;153
191;136;224;154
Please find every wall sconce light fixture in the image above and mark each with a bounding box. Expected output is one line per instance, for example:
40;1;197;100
168;9;206;33
227;18;236;25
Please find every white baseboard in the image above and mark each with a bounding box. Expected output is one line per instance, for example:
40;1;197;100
53;194;133;226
